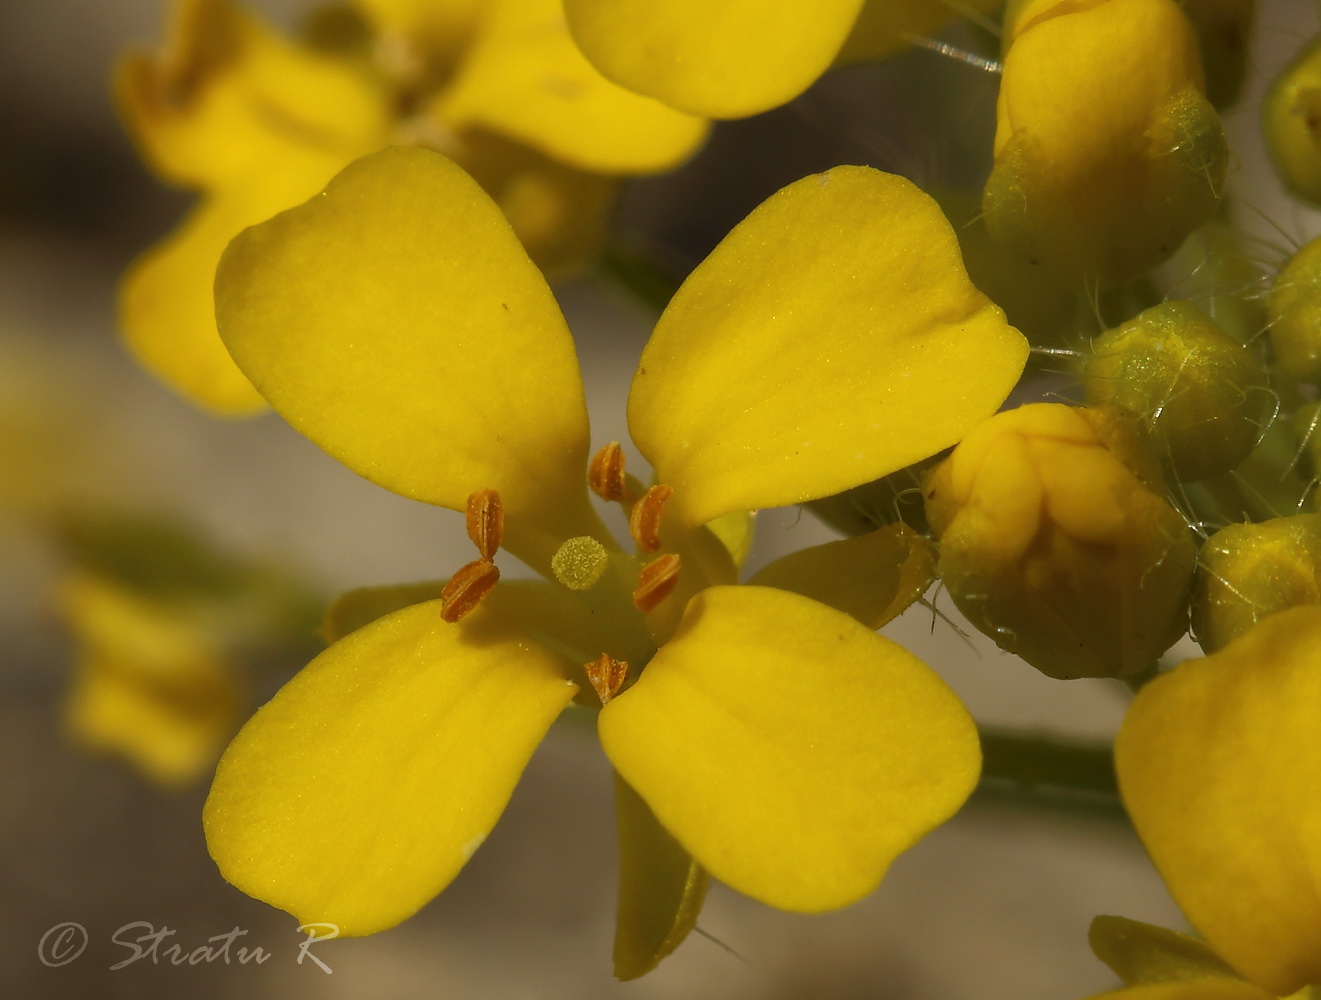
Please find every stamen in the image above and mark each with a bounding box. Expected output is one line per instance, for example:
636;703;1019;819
629;484;673;553
588;442;629;502
551;536;610;591
633;552;681;613
440;558;500;623
584;652;629;705
465;489;504;561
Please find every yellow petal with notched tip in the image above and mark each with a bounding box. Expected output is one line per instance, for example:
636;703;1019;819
121;151;352;416
599;585;979;912
204;599;577;936
563;0;865;118
749;523;935;629
439;0;708;173
612;773;708;980
215;146;599;567
1115;606;1321;997
628;166;1027;528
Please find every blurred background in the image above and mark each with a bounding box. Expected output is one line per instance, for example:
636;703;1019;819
1;1;1317;997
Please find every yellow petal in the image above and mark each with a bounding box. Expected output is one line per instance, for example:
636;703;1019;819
612;773;709;980
598;585;980;911
438;0;708;173
628;166;1027;527
115;0;386;189
215;146;601;568
563;0;865;118
1115;606;1321;996
121;154;351;416
204;599;577;936
749;522;935;629
1089;915;1239;986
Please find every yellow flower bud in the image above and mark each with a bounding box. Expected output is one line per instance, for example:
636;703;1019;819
984;0;1226;286
1084;300;1268;481
1267;235;1321;383
925;403;1196;679
1264;34;1321;206
1192;514;1321;653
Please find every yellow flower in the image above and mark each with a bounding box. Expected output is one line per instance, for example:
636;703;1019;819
561;0;1003;119
200;146;1028;975
983;0;1226;286
1103;606;1321;998
116;0;707;414
925;403;1196;679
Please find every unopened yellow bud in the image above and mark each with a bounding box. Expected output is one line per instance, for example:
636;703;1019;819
1084;300;1268;481
1192;514;1321;652
925;403;1196;679
984;0;1226;286
1268;236;1321;383
1264;35;1321;206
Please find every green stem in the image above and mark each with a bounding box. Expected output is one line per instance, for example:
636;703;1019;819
976;726;1125;819
597;239;685;314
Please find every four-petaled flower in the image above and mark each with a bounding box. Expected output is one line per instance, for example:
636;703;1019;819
201;146;1028;975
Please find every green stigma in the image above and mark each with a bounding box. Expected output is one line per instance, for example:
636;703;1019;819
551;536;609;591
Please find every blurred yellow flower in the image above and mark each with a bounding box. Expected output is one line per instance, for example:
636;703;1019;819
200;147;1028;974
984;0;1226;286
1111;606;1321;998
925;403;1196;679
59;571;243;788
116;0;708;414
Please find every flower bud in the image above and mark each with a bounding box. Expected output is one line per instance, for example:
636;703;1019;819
1192;514;1321;653
1268;236;1321;383
1264;35;1321;206
925;403;1195;679
1084;300;1268;481
983;0;1226;286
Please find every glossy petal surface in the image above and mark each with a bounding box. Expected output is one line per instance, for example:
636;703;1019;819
599;585;979;911
1116;606;1321;996
204;600;577;936
563;0;865;118
215;147;597;555
629;166;1027;527
440;0;708;173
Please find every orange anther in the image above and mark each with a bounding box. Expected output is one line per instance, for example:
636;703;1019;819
629;484;673;553
633;552;681;613
588;442;629;502
465;489;504;561
440;558;500;623
584;653;629;705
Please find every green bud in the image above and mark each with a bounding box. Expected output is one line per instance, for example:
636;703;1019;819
1193;514;1321;652
1084;300;1268;481
1268;236;1321;383
925;404;1196;680
1264;35;1321;205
